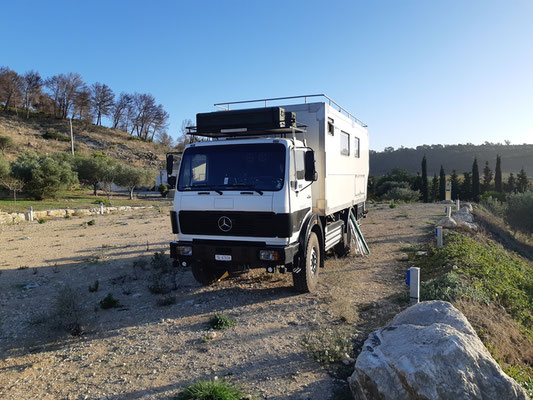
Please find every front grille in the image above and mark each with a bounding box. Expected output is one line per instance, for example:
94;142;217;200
179;211;292;238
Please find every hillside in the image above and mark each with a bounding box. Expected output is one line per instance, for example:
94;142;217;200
0;111;167;169
370;143;533;176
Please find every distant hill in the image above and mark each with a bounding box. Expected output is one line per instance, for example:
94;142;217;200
370;144;533;176
0;111;166;169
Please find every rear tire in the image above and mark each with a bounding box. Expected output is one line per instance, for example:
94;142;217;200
293;232;320;293
191;263;228;285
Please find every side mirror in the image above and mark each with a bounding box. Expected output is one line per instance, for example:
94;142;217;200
304;150;318;182
167;176;177;187
166;154;174;176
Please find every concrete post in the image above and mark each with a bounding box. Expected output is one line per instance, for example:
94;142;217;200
436;226;443;248
29;206;34;222
446;206;452;218
456;198;460;211
409;267;420;304
100;202;104;215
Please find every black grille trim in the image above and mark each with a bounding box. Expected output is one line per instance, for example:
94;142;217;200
179;209;309;238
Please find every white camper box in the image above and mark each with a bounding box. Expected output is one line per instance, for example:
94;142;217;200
167;95;369;293
282;102;369;217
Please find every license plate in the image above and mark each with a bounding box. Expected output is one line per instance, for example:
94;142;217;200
215;254;232;261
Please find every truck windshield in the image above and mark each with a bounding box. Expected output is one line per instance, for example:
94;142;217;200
178;143;286;192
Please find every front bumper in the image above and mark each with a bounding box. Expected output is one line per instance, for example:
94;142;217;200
170;239;298;267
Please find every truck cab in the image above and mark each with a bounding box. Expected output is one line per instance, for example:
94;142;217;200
168;95;369;292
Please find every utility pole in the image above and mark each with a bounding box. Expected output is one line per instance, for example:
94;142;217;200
69;117;74;155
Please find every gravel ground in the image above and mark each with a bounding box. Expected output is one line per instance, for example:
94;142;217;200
0;203;444;399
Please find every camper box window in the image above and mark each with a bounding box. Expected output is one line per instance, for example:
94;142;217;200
340;131;350;156
354;136;360;158
327;118;334;135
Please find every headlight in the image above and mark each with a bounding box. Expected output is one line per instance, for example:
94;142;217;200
259;250;279;261
177;246;192;256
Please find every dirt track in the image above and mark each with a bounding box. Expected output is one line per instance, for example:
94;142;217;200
0;203;443;399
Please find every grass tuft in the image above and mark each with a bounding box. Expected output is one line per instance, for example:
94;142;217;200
301;326;352;364
99;293;120;309
174;379;245;400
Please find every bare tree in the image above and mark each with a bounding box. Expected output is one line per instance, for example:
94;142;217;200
156;131;175;148
45;73;84;118
22;71;42;118
73;86;92;120
0;67;24;112
91;82;114;125
111;92;133;129
0;176;25;201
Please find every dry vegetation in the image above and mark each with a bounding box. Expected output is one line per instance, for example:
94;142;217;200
0;111;166;168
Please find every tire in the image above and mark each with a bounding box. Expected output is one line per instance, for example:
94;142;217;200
293;232;320;293
191;263;228;285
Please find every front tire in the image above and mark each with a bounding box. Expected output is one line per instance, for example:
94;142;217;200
191;263;228;285
293;232;320;293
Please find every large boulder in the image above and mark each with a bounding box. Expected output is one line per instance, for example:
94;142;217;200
349;301;528;400
436;217;457;228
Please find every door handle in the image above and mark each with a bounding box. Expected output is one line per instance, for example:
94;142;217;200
307;195;311;199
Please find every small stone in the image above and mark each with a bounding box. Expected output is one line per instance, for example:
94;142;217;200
415;251;427;256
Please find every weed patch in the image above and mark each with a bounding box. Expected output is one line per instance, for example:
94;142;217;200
301;326;352;363
50;287;85;335
157;295;177;307
209;313;235;331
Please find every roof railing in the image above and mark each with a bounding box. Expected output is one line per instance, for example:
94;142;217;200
213;94;367;127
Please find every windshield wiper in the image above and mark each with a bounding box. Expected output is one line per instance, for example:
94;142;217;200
183;185;223;195
223;184;264;196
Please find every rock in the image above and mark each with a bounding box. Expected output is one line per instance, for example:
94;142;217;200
456;221;478;231
47;209;66;218
439;200;453;204
415;251;427;256
462;202;474;212
348;301;528;400
23;282;40;290
455;208;474;223
436;217;457;228
397;253;409;261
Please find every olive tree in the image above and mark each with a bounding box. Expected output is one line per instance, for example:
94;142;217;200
75;155;113;196
114;164;154;200
11;152;78;200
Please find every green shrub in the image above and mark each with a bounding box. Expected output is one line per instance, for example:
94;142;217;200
50;287;84;335
383;187;420;202
87;219;95;226
175;379;245;400
209;313;235;330
301;326;352;363
43;129;69;142
99;293;120;309
38;218;46;224
389;202;397;209
0;135;14;154
480;196;506;217
505;191;533;234
480;191;506;203
158;183;169;197
156;295;177;307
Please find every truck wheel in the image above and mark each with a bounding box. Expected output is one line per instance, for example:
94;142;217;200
191;263;228;285
293;232;320;293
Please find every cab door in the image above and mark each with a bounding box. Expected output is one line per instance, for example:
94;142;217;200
289;147;313;238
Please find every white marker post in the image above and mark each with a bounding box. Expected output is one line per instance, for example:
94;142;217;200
409;267;420;304
456;198;460;211
100;202;104;215
446;206;451;218
29;206;34;222
436;226;443;248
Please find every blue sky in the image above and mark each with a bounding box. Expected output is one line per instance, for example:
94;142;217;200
2;0;532;150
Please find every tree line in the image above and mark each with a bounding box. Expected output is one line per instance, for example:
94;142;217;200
0;152;154;201
0;66;170;143
368;154;530;203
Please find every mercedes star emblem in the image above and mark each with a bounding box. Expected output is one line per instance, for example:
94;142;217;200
218;216;232;232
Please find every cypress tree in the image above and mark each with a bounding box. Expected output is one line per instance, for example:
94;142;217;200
439;165;446;201
482;161;493;193
421;156;428;203
461;172;472;200
494;155;502;193
449;170;460;200
517;168;530;193
430;174;439;202
506;173;516;193
472;158;480;202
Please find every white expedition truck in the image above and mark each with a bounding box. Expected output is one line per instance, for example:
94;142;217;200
166;95;369;292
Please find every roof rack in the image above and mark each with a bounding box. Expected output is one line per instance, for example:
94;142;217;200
186;125;307;138
213;94;368;128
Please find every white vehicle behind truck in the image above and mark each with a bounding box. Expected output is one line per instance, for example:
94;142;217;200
167;95;369;292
